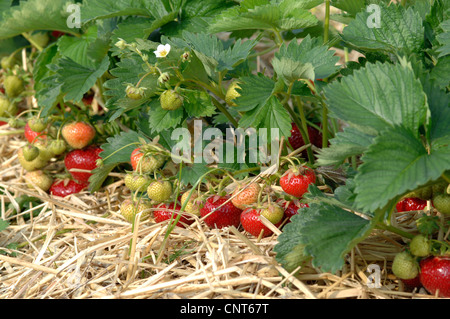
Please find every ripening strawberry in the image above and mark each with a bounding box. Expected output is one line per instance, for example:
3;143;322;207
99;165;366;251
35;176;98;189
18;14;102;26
130;147;165;173
25;170;53;192
24;122;47;144
120;198;152;223
200;195;242;229
61;121;96;149
260;203;284;224
146;180;172;203
279;166;316;198
180;190;202;216
64;146;102;183
420;256;450;298
154;202;193;228
49;179;89;197
392;251;419;280
231;182;261;210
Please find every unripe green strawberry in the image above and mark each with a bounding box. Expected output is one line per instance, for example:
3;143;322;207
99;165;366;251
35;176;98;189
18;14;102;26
48;139;67;156
260;203;284;224
22;144;40;161
432;181;448;196
124;173;151;192
180;190;202;216
147;180;172;203
432;193;450;215
0;96;17;117
34;141;54;162
1;56;15;70
27;117;47;133
409;234;431;257
25;170;53;192
120;199;152;223
225;81;241;106
18;147;48;171
160;90;183;110
392;251;419;280
4;75;25;98
125;85;145;100
30;32;49;48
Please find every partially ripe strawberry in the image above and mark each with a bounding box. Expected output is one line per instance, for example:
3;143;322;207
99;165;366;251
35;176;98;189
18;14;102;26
279;166;316;198
120;198;152;223
392;251;419;280
200;195;242;229
130;148;165;173
160;90;183;111
396;197;427;212
124;173;151;192
180;190;202;216
49;179;88;197
420;256;450;298
25;170;53;191
64;146;102;183
240;208;273;238
154;202;193;228
409;234;431;257
231;182;261;210
147;180;172;203
260;203;284;224
61;121;96;149
24;122;47;144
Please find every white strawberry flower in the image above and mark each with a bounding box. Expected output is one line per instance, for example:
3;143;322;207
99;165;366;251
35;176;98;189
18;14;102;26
154;44;171;58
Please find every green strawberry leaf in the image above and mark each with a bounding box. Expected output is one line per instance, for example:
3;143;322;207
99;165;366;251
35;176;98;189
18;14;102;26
99;130;148;166
109;17;154;56
0;219;9;232
179;163;211;187
316;126;375;167
208;0;318;33
354;125;450;213
0;0;78;39
81;0;156;22
323;62;428;137
330;0;365;16
234;73;275;112
436;19;450;57
238;95;292;139
341;3;424;56
147;99;185;133
181;89;216;118
55;55;110;103
429;56;450;89
274;201;373;273
88;163;117;193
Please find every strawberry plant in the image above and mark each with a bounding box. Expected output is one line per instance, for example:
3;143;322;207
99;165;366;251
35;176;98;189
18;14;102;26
0;0;449;298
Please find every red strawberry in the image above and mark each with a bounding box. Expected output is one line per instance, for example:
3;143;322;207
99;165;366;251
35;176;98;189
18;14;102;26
288;123;322;153
240;207;274;238
130;147;165;173
279;166;316;198
200;195;242;229
49;179;88;197
24;122;47;144
419;256;450;298
395;197;427;212
401;275;422;289
277;198;309;222
61;121;96;149
64;146;102;183
51;31;66;38
153;202;193;228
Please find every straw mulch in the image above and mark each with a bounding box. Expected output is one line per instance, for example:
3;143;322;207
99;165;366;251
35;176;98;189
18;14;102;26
1;125;446;300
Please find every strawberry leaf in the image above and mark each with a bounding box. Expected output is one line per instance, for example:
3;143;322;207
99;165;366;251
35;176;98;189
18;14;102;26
55;55;110;103
342;3;424;56
234;73;275;112
323;62;428;137
275;201;373;273
436;19;450;57
354;126;450;213
0;0;77;39
181;89;216;118
147;100;185;133
99;130;148;165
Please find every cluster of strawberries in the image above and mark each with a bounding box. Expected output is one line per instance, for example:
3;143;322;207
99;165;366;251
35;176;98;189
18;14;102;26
19;119;102;197
120;146;316;239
